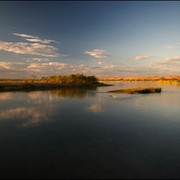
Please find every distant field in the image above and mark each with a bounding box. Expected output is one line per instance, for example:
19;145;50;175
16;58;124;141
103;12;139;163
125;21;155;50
98;76;180;85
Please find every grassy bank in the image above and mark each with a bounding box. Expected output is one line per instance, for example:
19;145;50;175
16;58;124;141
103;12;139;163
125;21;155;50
108;87;161;94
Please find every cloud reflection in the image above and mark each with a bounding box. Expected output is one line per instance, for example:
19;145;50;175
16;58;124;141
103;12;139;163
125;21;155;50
88;103;105;113
27;91;60;104
0;106;53;128
0;92;14;100
0;88;97;128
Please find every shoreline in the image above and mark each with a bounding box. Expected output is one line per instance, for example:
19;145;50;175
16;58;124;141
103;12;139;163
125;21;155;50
99;80;180;85
0;82;111;92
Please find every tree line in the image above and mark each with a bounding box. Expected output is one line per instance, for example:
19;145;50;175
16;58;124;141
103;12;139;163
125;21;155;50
40;73;98;85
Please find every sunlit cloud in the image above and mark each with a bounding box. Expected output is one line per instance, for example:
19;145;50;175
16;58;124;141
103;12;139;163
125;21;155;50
164;56;180;62
13;33;56;44
85;49;110;58
26;62;67;73
104;65;115;69
97;61;103;64
165;45;176;50
0;41;64;57
134;55;152;61
149;56;180;75
26;58;49;62
150;56;180;67
0;61;24;70
0;60;175;79
0;61;12;69
13;33;37;39
25;38;56;44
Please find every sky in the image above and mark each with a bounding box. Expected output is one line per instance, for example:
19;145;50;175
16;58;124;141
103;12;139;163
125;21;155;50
0;1;180;78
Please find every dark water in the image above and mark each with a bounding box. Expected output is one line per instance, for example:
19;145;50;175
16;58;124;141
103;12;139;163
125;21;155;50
0;82;180;178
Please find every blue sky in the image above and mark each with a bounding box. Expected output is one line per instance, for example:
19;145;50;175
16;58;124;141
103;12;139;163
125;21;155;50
0;1;180;78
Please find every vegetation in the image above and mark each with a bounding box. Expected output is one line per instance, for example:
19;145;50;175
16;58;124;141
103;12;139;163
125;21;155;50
108;87;162;94
0;73;110;92
99;76;180;85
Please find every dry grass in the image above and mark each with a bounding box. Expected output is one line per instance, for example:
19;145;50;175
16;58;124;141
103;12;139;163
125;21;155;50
98;76;180;84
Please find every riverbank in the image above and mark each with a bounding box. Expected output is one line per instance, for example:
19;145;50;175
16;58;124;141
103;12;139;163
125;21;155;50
0;82;110;92
0;74;112;92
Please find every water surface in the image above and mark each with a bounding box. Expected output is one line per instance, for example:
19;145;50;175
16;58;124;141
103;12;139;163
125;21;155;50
0;82;180;178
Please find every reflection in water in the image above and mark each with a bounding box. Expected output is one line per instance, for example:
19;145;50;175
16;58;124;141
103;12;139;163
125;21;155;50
134;100;148;108
88;103;105;113
163;112;172;117
49;87;97;99
0;88;97;128
0;83;180;178
0;92;14;100
26;87;97;105
27;91;60;104
0;106;54;128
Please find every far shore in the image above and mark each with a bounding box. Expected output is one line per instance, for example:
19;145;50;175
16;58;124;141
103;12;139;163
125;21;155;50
98;75;180;85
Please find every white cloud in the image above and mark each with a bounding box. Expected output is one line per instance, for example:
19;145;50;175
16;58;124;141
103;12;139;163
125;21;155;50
26;58;49;62
134;55;152;61
13;33;56;44
150;56;180;74
164;56;180;62
104;65;115;69
150;56;180;67
0;62;12;69
26;62;67;74
25;38;55;44
85;49;110;58
13;33;37;39
0;61;24;70
0;41;64;57
165;45;176;50
0;60;177;79
97;61;103;64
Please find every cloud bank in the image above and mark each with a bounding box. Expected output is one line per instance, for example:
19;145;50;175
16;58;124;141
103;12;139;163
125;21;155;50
150;56;180;75
0;60;173;79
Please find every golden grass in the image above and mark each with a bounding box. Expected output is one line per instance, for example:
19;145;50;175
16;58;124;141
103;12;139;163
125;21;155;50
98;76;180;84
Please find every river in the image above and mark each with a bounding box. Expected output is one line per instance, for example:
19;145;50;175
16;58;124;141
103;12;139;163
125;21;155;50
0;82;179;178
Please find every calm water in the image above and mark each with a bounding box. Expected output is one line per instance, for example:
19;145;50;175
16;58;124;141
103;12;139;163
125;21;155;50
0;82;180;178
